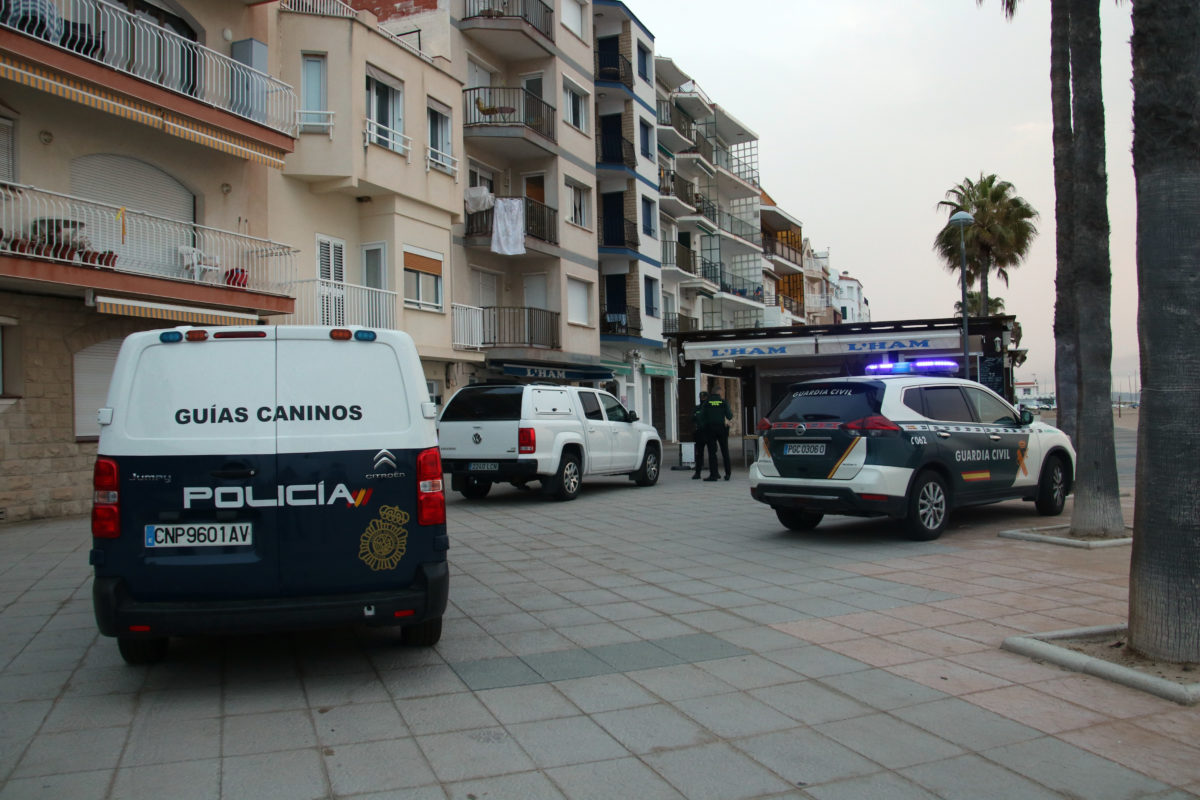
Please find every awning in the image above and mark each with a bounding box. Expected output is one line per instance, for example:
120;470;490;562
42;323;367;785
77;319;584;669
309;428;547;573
94;295;260;325
600;359;634;377
500;362;614;381
0;54;287;168
642;363;676;377
684;336;817;361
810;331;963;355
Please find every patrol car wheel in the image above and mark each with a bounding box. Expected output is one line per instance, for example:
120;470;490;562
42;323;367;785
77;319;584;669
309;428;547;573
905;471;949;541
632;446;661;486
775;508;824;531
400;616;442;646
1035;454;1068;516
117;636;168;665
459;477;492;499
544;452;582;501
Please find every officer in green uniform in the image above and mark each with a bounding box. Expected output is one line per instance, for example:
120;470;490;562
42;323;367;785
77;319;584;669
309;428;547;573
700;388;733;481
691;391;709;479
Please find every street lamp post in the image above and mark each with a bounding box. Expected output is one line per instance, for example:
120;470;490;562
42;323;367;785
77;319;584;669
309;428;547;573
948;211;974;378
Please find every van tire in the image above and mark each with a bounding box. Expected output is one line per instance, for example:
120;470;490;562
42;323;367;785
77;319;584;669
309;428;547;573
459;477;492;499
401;616;442;646
117;636;168;665
632;445;661;486
544;452;582;501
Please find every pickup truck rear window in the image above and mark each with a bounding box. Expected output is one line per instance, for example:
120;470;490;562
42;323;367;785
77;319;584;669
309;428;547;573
440;386;524;421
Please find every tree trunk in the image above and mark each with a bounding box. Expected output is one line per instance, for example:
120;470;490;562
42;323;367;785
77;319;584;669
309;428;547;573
978;259;990;325
1050;0;1078;442
1067;0;1124;537
1128;0;1200;663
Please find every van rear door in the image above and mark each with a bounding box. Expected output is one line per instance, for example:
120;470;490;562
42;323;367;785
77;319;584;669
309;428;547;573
98;328;280;600
274;328;433;595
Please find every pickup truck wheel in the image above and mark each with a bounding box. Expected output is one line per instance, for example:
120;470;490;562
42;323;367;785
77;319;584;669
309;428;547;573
459;477;492;499
544;452;582;501
632;445;661;486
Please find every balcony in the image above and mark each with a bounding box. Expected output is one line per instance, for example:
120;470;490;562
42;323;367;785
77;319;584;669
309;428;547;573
463;86;556;158
676;135;714;174
0;181;296;294
655;100;693;153
452;302;484;349
600;216;638;249
716;271;763;302
716;208;762;248
285;280;396;327
763;234;803;269
461;0;554;60
662;312;700;334
483;306;560;348
704;307;764;331
0;0;298;138
595;51;633;89
465;196;559;247
658;169;697;218
600;305;640;336
713;141;761;194
596;132;637;170
661;241;697;276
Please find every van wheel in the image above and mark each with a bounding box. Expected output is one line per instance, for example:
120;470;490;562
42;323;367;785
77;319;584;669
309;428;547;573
459;477;492;499
904;471;949;541
1035;455;1068;516
544;452;582;501
775;508;823;531
401;616;442;646
632;446;661;486
117;636;168;665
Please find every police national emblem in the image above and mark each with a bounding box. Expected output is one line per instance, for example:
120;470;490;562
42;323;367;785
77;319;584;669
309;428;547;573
359;505;409;571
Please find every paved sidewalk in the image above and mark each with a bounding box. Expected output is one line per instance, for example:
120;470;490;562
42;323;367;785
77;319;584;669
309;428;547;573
1;454;1195;799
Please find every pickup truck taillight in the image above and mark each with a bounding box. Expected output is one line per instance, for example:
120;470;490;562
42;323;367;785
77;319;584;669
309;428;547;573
416;446;445;525
518;427;536;454
92;457;120;538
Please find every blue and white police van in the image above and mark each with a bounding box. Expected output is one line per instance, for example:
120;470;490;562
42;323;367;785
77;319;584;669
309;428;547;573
90;325;448;664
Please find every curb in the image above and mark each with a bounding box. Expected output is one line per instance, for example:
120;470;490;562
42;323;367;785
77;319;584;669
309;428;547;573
998;524;1133;548
1002;624;1200;706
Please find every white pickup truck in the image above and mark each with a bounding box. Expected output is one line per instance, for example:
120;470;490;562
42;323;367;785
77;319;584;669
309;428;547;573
437;383;662;500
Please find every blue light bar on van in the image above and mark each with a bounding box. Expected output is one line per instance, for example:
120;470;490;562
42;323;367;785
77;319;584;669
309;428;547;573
159;331;183;343
865;360;960;374
354;330;377;342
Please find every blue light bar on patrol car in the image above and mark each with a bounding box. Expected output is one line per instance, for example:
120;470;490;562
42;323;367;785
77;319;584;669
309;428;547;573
865;360;960;374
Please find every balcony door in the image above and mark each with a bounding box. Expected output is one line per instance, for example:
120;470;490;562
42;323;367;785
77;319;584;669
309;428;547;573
601;192;624;247
523;274;547;310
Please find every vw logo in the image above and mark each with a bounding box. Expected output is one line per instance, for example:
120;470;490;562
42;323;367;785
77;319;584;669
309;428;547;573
472;433;482;444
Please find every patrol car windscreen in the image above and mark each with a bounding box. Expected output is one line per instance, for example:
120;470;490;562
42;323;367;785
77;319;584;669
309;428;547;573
440;385;524;421
768;383;884;423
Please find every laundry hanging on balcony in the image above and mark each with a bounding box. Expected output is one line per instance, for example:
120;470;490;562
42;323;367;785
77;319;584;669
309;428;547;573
465;186;494;213
491;196;526;255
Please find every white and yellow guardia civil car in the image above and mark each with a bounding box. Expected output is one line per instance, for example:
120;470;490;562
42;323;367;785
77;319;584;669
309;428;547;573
748;366;1075;540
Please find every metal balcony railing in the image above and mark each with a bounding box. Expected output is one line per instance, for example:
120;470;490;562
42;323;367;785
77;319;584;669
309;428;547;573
285;280;396;327
597;133;637;169
658;169;697;209
718;271;762;300
600;216;638;249
595;51;633;89
661;241;698;276
463;0;554;42
806;294;830;314
465;196;559;245
280;0;357;17
427;145;458;178
763;234;803;266
713;142;761;187
452;302;484;349
2;0;298;136
717;209;762;245
463;87;556;142
662;312;700;334
365;118;412;157
0;181;296;291
600;305;641;336
298;109;335;137
656;100;693;141
483;306;559;348
680;134;714;165
699;256;721;285
778;294;802;315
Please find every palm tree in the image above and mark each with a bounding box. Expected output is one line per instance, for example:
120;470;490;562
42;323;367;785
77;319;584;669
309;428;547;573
1128;0;1200;661
953;292;1006;316
934;173;1038;320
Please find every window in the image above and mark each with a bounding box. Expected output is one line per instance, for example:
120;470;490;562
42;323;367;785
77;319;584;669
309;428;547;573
644;275;659;318
427;100;455;174
366;67;405;153
580;390;603;421
637;44;651;81
600;392;629;422
922;386;974;422
642;196;656;237
964;386;1018;425
563;80;588;132
362;243;389;328
566;180;590;227
299;54;328;133
468;162;494;192
403;247;443;311
639;118;652;158
562;0;585;38
567;277;590;325
317;235;346;325
363;243;386;289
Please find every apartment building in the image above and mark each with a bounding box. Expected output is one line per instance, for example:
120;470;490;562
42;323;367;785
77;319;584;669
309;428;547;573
0;0;300;522
759;189;805;328
836;269;870;323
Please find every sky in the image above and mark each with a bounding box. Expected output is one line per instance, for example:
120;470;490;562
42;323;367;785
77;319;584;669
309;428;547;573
632;1;1139;396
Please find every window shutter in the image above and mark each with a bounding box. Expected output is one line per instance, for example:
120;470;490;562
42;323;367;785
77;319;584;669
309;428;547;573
74;339;122;437
0;119;13;182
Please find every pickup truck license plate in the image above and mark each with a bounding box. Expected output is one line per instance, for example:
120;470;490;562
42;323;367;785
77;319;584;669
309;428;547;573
144;523;253;548
784;443;825;456
469;462;499;471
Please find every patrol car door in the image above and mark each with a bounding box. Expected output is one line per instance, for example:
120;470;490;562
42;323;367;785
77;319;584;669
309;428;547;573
920;384;995;502
578;390;611;471
963;385;1041;496
600;391;640;471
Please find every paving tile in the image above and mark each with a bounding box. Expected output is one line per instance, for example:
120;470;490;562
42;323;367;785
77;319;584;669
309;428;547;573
882;628;991;658
734;727;881;786
110;759;220;800
901;754;1063;799
475;683;581;724
521;648;612;682
984;736;1172;800
945;649;1071;683
749;680;874;726
819;637;929;667
964;684;1112;734
302;670;391;707
396;691;497;735
0;701;51;743
1130;706;1200;741
816;712;963;769
888;657;1013;695
222;709;317;756
892;697;1040;751
818;668;948;711
310;701;407;746
222;749;328;800
546;757;685;800
585;641;682;672
506;715;628;768
551;673;655;715
1059;720;1200;787
1030;674;1178;719
591;703;714;754
121;715;220;767
13;727;127;778
763;645;873;679
446;770;567;800
222;679;308;716
695;654;802;690
416;727;535;783
641;741;794;800
627;663;738;701
0;769;112;800
769;619;865;644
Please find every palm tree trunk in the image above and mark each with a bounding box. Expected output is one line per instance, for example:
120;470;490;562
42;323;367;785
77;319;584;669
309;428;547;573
978;259;990;324
1128;0;1200;663
1067;0;1124;537
1050;0;1078;442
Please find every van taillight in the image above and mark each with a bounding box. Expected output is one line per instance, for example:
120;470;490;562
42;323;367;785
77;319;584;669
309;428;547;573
518;427;535;454
841;415;902;437
416;446;445;526
92;457;120;538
